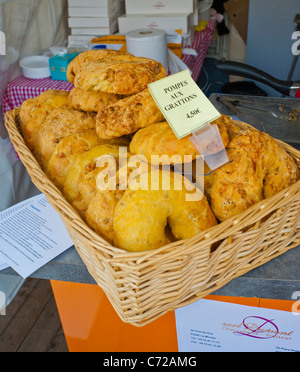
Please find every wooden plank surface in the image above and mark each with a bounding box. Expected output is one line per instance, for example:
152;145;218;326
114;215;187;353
0;278;68;352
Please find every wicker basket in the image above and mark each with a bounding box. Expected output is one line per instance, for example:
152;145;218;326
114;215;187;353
5;108;300;327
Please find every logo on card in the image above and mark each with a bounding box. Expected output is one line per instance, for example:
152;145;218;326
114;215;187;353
147;22;159;29
154;2;166;9
223;317;294;341
233;317;280;340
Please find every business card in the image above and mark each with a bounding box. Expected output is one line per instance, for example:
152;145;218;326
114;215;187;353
176;299;300;352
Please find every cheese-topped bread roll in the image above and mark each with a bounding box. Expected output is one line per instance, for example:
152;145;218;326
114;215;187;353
35;107;96;170
210;129;300;221
19;90;70;151
67;49;132;83
130;116;230;165
68;87;121;112
74;58;166;95
96;88;165;139
46;130;102;190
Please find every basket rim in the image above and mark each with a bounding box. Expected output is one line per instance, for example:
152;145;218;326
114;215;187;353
5;107;300;262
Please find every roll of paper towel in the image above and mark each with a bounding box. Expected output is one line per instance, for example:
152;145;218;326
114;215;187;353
126;29;169;73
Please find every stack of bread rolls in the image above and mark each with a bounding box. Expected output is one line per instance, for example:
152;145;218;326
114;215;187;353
18;50;300;252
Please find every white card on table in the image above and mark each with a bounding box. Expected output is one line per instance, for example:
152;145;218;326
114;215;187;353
175;299;300;352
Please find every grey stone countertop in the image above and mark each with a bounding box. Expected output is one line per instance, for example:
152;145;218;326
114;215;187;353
1;242;300;302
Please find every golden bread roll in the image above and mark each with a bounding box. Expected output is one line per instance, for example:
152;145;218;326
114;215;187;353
34;107;96;170
225;119;245;140
203;164;215;203
113;169;218;252
19;99;35;133
76;148;141;221
47;129;130;191
210;129;300;221
63;145;122;216
75;149;140;218
66;49;132;83
192;161;214;203
99;54;166;78
129;115;230;165
74;59;166;95
19;90;69;151
85;189;125;244
262;135;300;199
68;87;121;112
96;88;165;139
75;162;106;217
85;157;154;243
85;157;155;243
102;54;152;63
46;130;102;190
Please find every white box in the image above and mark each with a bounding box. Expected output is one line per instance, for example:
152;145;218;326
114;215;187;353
118;13;193;34
125;0;195;14
69;16;119;28
69;7;121;18
71;23;119;35
68;0;120;7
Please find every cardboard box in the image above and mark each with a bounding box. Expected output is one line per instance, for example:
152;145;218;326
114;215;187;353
49;53;79;81
224;0;249;44
89;34;127;51
118;13;193;34
125;0;195;14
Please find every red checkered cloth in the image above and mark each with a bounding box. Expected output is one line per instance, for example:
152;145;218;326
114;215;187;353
2;20;214;116
183;20;215;81
3;77;74;115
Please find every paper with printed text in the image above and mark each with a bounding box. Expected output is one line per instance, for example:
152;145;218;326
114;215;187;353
0;194;73;278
